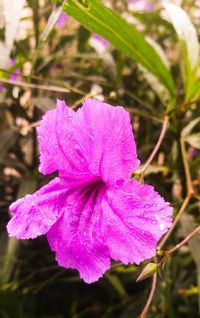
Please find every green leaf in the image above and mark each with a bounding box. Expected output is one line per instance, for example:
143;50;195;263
188;77;200;100
64;0;175;99
185;133;200;149
163;3;199;100
31;0;66;73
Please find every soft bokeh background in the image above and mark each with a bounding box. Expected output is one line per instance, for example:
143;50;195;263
0;0;200;317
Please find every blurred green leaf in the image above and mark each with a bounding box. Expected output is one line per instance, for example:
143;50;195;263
0;129;18;163
181;117;200;138
185;133;200;150
163;3;199;100
31;0;66;73
64;0;175;99
1;174;37;285
180;214;200;312
139;37;170;104
188;77;200;100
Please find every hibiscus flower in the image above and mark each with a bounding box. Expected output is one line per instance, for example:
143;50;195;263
7;99;172;283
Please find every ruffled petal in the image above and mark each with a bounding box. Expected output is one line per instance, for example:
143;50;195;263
73;99;140;185
36;100;74;175
101;179;173;265
47;180;110;283
7;178;68;239
37;98;140;184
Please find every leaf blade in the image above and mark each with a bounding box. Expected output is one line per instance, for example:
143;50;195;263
64;0;175;98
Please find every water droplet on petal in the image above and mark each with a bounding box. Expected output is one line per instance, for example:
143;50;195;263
74;144;80;150
160;224;165;231
25;194;31;199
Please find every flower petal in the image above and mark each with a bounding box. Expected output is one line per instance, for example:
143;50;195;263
72;98;140;185
37;99;139;184
7;178;68;239
101;179;173;264
37;100;91;180
47;180;110;283
36;100;74;175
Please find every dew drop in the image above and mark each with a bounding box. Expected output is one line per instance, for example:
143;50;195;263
160;224;165;231
74;144;80;150
25;194;31;199
83;231;86;236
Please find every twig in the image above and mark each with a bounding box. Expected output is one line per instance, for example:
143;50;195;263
168;97;200;114
0;78;70;94
158;225;200;267
157;194;191;250
137;114;169;173
180;137;195;195
139;257;158;318
167;225;200;255
110;262;124;269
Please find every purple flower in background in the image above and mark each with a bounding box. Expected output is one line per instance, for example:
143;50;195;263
0;58;20;92
55;11;68;28
92;33;110;47
7;99;173;283
144;1;153;12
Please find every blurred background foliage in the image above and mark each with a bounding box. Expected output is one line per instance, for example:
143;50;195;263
0;0;200;317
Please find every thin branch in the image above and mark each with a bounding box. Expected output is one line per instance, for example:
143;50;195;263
180;137;195;195
167;225;200;254
157;194;191;250
110;262;124;269
169;97;200;114
159;225;200;267
0;78;71;94
137;114;169;173
139;257;158;318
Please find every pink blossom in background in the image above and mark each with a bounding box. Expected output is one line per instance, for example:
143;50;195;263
0;58;20;92
92;33;110;47
127;0;153;12
55;11;68;28
144;1;153;12
7;99;173;283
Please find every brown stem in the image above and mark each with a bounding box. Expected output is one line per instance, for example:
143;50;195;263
180;137;195;195
110;262;124;269
137;114;169;173
168;225;200;255
157;194;191;250
0;78;70;94
158;225;200;267
139;257;158;318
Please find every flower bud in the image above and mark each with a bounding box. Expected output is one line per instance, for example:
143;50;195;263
136;263;158;282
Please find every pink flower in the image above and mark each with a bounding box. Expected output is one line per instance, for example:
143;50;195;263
55;11;68;28
92;33;110;47
7;99;172;283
